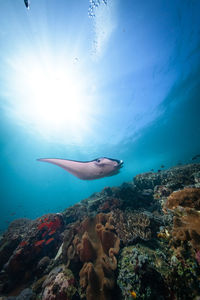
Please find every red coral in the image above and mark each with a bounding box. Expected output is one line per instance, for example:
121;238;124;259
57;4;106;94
34;240;45;247
38;217;61;231
19;241;28;247
37;215;63;238
42;232;47;238
45;238;54;245
49;230;56;236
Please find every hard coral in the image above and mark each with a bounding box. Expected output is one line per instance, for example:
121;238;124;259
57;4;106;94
111;209;151;245
66;213;120;300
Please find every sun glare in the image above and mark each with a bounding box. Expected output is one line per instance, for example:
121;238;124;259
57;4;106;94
5;53;96;144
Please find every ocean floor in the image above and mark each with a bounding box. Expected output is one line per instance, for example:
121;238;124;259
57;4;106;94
0;163;200;300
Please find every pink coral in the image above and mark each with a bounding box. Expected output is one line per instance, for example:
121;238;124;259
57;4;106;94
42;265;76;300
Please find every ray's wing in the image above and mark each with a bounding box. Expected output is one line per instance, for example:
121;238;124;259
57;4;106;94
37;158;87;179
37;158;72;171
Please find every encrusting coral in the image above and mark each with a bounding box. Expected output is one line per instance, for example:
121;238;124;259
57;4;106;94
65;213;120;300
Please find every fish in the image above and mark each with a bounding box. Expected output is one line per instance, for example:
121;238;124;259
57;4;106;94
130;290;137;298
24;0;30;9
192;154;200;161
37;157;123;180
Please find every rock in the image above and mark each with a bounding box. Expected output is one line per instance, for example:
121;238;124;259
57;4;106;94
5;288;35;300
16;288;35;300
0;219;32;270
36;256;51;274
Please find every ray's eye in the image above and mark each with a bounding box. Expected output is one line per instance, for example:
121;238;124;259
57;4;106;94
96;159;101;163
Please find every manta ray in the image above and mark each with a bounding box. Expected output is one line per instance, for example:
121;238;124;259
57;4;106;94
37;157;123;180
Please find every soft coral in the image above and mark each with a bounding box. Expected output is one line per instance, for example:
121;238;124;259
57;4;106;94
37;215;63;238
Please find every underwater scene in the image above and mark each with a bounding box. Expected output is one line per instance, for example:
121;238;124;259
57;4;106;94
0;0;200;299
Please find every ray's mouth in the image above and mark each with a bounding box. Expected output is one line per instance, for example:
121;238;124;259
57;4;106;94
118;160;124;168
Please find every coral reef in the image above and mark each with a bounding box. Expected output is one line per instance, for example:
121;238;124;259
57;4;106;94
134;163;200;191
1;163;200;299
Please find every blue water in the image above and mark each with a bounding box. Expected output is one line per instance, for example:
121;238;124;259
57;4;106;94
0;0;200;232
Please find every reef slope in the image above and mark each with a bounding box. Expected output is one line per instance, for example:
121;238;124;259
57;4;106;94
0;163;200;300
